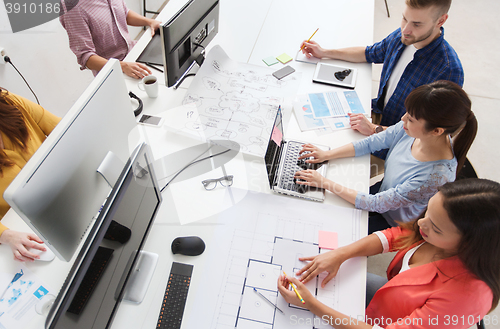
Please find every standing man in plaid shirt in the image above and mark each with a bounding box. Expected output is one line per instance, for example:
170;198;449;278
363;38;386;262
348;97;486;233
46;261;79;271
301;0;463;155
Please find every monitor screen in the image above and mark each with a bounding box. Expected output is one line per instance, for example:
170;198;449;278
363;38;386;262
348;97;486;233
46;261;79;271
4;59;137;261
136;0;219;88
45;143;162;329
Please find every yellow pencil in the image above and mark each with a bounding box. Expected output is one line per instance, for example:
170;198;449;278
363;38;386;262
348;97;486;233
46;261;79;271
283;271;305;304
300;28;319;51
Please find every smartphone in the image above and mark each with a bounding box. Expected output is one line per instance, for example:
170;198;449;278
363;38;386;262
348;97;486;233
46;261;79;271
272;65;296;80
137;114;164;127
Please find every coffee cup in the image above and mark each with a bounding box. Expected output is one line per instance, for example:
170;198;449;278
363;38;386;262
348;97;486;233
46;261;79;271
138;75;159;98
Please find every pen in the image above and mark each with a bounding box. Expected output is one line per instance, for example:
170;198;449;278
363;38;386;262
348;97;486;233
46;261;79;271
253;287;285;314
300;28;319;51
0;269;24;301
283;271;305;304
145;62;164;73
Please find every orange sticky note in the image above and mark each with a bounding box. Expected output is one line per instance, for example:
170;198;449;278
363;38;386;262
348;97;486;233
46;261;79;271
319;231;338;250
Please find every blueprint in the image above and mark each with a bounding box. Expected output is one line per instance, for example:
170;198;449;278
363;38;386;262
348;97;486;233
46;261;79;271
164;46;301;157
180;189;366;329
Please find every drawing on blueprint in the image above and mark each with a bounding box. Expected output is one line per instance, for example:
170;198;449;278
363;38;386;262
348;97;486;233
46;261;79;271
208;204;359;329
164;45;301;157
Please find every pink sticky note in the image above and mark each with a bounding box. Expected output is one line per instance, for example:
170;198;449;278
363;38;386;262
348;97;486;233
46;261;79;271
271;126;283;145
319;231;338;250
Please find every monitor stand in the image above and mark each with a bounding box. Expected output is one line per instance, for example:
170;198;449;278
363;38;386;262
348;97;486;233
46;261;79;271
97;151;124;188
115;250;159;304
172;53;206;90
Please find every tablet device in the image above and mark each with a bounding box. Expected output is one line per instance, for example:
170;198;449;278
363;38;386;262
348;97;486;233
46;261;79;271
313;63;357;89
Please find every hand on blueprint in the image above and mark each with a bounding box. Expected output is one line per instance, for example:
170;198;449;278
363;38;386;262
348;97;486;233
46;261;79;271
300;40;326;59
0;229;46;262
349;113;375;136
298;144;330;163
277;275;314;308
296;250;345;288
294;169;327;189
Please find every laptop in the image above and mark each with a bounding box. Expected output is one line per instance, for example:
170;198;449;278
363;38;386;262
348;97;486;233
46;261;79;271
264;106;330;202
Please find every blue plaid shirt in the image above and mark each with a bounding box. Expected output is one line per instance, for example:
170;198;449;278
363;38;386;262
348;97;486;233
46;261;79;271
365;27;464;128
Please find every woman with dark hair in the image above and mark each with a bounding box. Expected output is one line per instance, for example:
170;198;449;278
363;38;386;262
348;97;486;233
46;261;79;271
294;80;477;233
278;178;500;329
0;88;60;261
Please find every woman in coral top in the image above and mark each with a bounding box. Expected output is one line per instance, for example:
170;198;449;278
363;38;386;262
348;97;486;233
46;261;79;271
0;88;61;262
278;178;500;328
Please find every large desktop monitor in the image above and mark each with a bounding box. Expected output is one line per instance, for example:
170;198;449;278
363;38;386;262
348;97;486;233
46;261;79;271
136;0;219;88
4;59;137;261
45;142;162;329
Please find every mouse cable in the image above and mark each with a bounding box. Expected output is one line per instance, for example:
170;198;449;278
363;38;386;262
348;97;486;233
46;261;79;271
4;56;40;105
160;147;231;193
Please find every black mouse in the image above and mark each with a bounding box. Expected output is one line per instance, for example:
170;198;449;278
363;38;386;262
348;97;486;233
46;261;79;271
171;236;205;256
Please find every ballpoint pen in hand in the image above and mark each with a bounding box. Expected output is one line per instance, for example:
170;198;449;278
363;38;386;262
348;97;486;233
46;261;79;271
283;271;305;304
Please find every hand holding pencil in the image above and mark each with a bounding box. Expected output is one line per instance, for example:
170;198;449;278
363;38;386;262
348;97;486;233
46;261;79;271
300;30;327;59
277;272;313;308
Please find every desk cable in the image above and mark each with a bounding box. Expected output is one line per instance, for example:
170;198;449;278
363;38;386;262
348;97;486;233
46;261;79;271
159;147;231;193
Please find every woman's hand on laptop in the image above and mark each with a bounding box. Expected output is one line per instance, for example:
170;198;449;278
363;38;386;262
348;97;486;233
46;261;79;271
298;144;329;163
294;169;328;189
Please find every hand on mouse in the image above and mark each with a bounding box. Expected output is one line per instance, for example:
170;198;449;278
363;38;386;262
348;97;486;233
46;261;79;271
0;229;46;262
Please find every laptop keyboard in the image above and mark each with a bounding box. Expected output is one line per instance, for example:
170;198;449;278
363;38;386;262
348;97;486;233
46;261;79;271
279;141;310;193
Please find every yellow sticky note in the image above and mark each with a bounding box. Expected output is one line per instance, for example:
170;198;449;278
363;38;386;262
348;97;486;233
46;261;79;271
276;53;293;64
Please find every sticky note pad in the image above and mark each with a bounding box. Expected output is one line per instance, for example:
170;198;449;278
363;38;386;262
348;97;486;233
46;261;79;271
263;56;279;66
276;53;293;64
319;231;338;250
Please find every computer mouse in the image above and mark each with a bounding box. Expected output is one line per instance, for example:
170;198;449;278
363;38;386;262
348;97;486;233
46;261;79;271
30;248;56;262
171;236;205;256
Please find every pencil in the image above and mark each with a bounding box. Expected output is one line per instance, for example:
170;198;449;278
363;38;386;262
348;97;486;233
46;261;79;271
283;271;305;304
300;28;319;51
253;288;285;314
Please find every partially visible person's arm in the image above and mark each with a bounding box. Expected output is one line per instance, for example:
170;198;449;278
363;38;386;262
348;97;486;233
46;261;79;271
300;40;367;62
297;233;383;285
0;229;46;262
86;55;152;79
126;10;161;36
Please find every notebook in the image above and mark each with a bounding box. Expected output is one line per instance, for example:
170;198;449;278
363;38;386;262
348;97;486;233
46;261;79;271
264;106;330;202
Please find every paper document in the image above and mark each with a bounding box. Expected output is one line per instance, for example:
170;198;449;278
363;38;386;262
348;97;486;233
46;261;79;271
293;90;369;132
163;45;301;157
0;265;53;329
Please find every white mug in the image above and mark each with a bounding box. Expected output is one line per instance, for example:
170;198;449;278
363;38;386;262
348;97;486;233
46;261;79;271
138;75;159;98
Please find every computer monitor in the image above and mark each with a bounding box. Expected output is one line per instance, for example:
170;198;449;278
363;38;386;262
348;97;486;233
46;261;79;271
136;0;219;88
4;59;137;261
45;142;162;329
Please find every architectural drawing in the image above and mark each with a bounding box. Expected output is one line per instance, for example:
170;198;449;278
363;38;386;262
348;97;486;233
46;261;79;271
187;191;364;329
165;46;301;157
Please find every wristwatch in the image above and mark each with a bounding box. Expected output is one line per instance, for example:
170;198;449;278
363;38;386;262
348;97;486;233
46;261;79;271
373;125;384;134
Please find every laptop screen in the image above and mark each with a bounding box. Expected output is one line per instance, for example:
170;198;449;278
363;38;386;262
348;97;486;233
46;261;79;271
264;107;284;188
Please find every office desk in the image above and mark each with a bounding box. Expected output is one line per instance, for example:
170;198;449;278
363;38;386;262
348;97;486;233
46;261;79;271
0;0;374;328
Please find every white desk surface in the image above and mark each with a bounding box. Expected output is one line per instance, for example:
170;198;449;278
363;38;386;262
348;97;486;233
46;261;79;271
0;0;374;328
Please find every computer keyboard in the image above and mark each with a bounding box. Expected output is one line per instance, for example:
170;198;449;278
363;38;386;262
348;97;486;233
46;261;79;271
156;262;193;329
67;246;114;315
